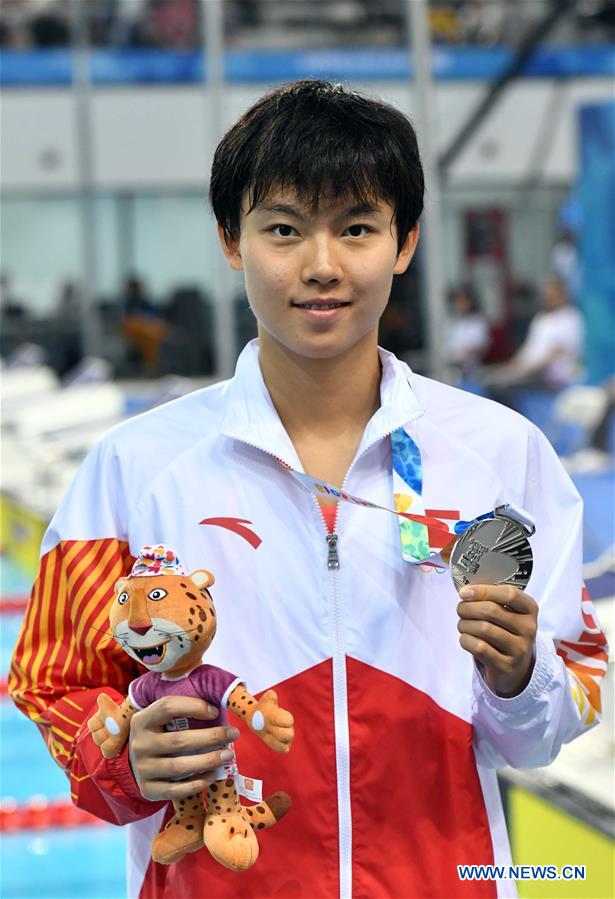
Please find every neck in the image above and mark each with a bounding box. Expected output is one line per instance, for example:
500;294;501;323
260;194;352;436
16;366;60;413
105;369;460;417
258;330;382;441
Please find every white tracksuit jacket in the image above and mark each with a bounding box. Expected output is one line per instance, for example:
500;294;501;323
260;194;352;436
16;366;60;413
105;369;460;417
11;341;607;899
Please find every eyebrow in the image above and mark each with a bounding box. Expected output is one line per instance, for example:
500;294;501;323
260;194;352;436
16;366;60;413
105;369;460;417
258;203;306;219
256;201;382;219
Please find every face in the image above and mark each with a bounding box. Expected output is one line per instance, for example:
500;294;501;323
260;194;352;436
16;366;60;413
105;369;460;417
453;291;472;316
110;571;216;676
542;278;566;311
219;191;419;360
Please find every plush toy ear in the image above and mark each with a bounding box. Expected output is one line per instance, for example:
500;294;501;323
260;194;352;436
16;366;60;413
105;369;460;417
115;577;128;594
190;569;215;589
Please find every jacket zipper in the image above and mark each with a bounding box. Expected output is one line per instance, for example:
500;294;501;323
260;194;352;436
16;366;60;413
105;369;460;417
315;495;351;899
234;419;420;899
326;533;340;569
317;421;419;899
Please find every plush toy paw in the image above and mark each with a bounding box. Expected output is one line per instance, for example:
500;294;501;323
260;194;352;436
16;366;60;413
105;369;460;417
203;810;260;871
87;693;130;758
152;811;206;865
249;690;294;753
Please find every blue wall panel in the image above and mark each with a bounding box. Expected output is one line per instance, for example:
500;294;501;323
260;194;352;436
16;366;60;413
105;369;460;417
578;101;615;384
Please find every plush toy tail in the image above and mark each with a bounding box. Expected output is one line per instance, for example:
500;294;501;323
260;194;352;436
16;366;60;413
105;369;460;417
244;791;292;831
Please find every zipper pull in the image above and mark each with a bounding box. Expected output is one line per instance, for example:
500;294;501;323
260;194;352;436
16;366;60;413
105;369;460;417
326;533;340;570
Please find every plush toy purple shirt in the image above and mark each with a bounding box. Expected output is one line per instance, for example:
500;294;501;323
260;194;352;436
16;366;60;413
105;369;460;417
129;664;241;732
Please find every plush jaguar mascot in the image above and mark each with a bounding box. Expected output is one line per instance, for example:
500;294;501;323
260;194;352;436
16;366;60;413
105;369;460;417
87;545;294;871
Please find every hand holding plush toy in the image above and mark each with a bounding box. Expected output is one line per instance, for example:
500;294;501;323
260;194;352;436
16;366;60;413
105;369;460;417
87;545;294;871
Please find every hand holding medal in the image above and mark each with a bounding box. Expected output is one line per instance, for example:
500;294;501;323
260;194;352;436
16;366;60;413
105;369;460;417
451;506;538;698
456;583;538;697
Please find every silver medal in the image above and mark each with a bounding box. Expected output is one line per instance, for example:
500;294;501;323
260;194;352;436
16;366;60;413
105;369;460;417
450;504;534;593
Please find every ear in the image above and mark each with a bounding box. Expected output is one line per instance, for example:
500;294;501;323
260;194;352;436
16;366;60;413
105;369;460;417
115;577;128;594
190;569;215;589
393;221;420;276
217;223;244;272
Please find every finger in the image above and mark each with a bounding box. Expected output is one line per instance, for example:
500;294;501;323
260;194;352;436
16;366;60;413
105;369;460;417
138;748;233;782
97;694;118;715
457;618;518;655
456;600;526;636
265;709;294;728
459;633;511;669
91;729;107;746
134;697;220;730
88;716;104;733
265;737;292;754
133;725;239;757
260;690;278;706
140;777;209;803
268;727;294;745
459;584;537;614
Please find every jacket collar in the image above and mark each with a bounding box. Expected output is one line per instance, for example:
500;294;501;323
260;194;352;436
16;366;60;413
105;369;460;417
220;339;424;469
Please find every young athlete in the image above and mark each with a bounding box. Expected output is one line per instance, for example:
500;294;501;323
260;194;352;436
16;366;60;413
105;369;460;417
10;80;607;899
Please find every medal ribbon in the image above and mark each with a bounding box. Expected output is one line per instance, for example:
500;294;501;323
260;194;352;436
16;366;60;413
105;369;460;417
391;427;430;563
280;426;498;565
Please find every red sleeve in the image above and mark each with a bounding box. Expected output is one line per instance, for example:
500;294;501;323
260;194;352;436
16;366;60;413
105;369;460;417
9;538;165;825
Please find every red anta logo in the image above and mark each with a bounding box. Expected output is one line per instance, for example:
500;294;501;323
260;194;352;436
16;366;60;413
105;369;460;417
199;517;262;549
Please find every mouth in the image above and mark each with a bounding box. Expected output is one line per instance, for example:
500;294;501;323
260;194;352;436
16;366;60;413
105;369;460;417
292;299;351;311
130;641;168;666
291;299;352;322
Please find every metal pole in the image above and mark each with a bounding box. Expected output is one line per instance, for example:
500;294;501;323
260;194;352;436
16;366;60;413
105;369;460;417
405;0;446;381
70;0;102;359
440;0;575;174
202;0;236;379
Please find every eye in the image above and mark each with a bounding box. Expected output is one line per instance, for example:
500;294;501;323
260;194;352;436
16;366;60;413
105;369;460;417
117;591;129;605
344;224;371;238
148;588;167;601
271;223;297;238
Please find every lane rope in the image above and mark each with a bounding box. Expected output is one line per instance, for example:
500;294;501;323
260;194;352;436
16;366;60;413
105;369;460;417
0;796;107;832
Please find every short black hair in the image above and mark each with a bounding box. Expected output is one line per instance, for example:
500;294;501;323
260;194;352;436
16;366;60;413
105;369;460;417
210;79;424;254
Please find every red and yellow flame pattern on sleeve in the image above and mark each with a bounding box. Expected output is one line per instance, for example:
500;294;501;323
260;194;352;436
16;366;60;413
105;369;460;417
9;538;139;769
554;587;609;727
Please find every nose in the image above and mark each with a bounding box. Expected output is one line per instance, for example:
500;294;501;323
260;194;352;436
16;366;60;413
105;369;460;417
129;622;151;636
301;235;342;285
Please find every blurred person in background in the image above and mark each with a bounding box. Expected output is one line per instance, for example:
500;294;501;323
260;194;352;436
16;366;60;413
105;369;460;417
445;282;490;378
458;0;506;45
428;2;463;44
148;0;199;49
0;270;25;319
29;0;70;47
161;285;214;376
55;279;82;321
482;274;584;408
101;0;151;48
0;0;32;48
121;273;168;375
49;279;85;376
0;271;30;355
551;226;581;301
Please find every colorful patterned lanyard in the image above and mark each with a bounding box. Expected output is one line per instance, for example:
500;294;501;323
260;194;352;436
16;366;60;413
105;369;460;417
391;427;431;563
284;426;497;565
